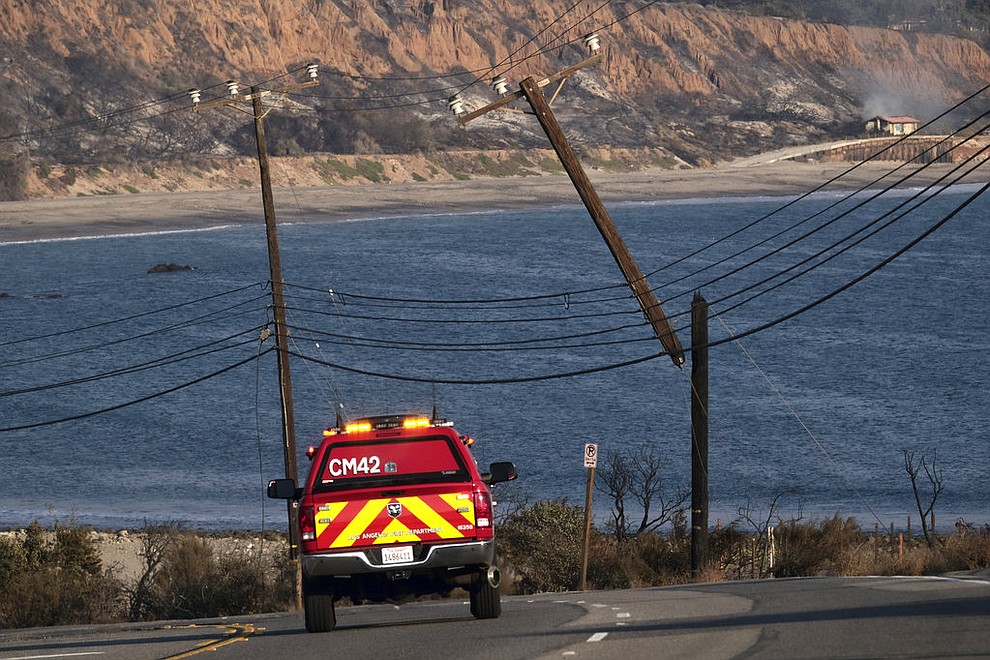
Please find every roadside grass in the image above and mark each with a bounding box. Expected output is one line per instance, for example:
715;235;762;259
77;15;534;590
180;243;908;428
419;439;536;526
2;505;988;628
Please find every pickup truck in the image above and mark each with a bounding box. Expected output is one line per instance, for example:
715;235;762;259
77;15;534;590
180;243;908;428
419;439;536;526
268;413;517;632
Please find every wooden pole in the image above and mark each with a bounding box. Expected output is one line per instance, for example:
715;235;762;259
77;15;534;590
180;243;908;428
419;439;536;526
252;87;301;607
690;293;709;577
580;465;595;591
518;76;685;367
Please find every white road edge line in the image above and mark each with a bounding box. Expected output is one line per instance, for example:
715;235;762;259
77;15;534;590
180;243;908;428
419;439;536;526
7;653;106;660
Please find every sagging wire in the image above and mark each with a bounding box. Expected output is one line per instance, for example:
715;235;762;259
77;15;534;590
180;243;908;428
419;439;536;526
0;283;265;348
284;172;990;385
637;83;990;285
709;306;886;530
0;327;266;397
0;348;275;433
710;141;990;320
2;295;269;369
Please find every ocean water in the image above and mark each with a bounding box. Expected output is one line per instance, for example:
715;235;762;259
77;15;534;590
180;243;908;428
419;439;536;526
2;184;988;533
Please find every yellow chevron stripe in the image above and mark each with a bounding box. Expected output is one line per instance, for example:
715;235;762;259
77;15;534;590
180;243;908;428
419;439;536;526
315;502;348;539
373;518;415;544
330;498;390;548
401;497;463;539
439;492;475;523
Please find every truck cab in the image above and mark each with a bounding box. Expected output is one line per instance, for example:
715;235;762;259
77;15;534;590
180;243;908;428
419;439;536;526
268;413;517;632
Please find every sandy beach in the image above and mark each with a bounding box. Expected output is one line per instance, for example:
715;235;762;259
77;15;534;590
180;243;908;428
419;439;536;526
2;160;984;244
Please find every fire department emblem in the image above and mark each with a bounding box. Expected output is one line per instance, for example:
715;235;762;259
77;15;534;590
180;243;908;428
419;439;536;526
387;502;402;518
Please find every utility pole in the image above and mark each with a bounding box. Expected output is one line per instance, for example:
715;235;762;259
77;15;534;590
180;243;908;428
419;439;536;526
690;293;709;577
190;66;319;606
451;36;684;366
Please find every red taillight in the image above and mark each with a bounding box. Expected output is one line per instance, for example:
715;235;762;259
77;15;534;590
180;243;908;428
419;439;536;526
299;505;316;542
473;486;493;538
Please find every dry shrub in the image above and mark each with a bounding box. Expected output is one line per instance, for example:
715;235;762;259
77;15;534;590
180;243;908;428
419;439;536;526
584;536;631;590
497;499;585;593
128;524;293;621
708;523;750;579
939;523;990;571
0;521;125;629
826;523;990;577
498;500;692;593
773;515;865;577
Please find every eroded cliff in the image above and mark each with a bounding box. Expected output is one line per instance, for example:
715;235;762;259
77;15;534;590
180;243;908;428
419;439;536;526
1;1;989;170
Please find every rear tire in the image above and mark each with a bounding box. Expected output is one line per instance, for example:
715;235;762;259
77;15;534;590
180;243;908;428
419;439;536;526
469;576;501;619
303;578;337;632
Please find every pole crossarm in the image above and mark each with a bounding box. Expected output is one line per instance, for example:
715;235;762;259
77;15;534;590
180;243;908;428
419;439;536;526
192;79;318;114
457;52;601;125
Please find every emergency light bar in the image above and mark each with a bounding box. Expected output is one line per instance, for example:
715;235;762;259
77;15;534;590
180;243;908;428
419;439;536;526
322;414;453;436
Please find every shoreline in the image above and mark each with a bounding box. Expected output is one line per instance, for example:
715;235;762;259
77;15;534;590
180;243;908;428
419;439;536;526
3;160;985;244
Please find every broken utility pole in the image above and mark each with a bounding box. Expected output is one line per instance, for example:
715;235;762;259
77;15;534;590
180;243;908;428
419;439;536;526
453;39;685;366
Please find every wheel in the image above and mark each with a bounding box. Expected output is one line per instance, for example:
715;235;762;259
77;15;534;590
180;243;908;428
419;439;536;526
469;575;501;619
303;578;337;632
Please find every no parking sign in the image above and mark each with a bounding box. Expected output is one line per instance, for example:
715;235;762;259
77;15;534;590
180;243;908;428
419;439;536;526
583;443;598;469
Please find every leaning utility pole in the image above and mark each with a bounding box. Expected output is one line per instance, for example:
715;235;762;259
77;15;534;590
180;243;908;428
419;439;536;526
451;36;684;366
190;66;319;605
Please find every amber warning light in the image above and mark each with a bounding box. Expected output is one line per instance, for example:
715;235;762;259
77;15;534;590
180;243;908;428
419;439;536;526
323;414;452;437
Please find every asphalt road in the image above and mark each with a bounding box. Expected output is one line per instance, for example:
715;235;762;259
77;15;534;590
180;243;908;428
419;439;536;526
2;576;988;659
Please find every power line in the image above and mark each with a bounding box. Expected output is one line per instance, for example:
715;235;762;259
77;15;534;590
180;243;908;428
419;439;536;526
1;295;269;369
657;132;990;317
635;85;990;284
282;302;642;326
0;347;274;433
0;327;265;397
281;174;988;384
710;146;990;319
286;323;654;353
283;281;629;307
0;283;265;348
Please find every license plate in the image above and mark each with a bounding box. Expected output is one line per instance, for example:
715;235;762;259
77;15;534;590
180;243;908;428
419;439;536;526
381;545;414;565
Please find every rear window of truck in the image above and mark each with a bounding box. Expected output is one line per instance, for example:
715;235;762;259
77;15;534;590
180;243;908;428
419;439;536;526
313;435;470;492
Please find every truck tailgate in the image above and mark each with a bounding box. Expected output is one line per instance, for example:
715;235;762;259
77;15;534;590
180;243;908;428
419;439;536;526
312;487;478;550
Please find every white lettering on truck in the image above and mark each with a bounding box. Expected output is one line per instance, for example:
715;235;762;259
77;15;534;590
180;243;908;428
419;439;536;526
328;456;382;477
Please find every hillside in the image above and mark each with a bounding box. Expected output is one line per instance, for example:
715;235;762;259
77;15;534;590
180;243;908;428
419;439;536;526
2;1;990;199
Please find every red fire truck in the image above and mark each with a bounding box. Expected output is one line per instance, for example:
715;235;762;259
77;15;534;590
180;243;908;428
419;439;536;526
268;413;517;632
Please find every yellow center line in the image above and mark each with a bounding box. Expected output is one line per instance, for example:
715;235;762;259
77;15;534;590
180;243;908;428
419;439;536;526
161;623;261;659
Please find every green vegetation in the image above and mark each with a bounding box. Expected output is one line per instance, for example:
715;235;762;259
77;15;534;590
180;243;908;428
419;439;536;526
539;157;565;174
314;157;390;184
315;157;359;183
650;155;682;169
354;158;389;183
476;153;539;177
122;184;140;194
